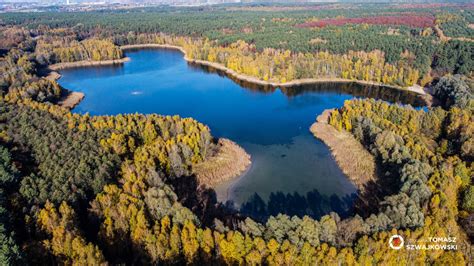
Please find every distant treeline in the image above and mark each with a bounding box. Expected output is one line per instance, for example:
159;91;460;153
0;5;472;80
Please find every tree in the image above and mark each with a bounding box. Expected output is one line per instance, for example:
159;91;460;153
181;220;199;263
37;202;106;265
319;215;337;245
432;75;473;109
462;186;474;212
0;146;22;265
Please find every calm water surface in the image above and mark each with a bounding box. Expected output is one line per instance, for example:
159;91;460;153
58;49;424;220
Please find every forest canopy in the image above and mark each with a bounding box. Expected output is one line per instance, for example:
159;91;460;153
0;3;473;265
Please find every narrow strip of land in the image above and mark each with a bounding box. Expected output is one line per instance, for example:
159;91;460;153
48;57;130;70
310;109;376;190
193;138;251;188
42;69;84;109
44;71;61;81
57;90;85;109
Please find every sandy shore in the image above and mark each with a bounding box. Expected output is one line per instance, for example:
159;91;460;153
193;138;251;188
121;43;187;52
40;69;83;109
57;90;85;109
212;162;252;203
48;57;130;71
310;109;377;190
44;71;61;81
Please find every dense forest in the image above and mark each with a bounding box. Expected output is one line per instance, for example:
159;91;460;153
1;3;472;86
0;3;473;265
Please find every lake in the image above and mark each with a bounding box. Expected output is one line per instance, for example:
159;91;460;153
58;48;425;221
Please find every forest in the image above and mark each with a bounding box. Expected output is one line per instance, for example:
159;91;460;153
0;3;473;265
1;3;472;85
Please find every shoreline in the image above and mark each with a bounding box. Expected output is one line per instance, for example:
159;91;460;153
43;70;85;109
193;138;252;189
213;161;253;203
121;43;187;52
48;57;131;71
310;109;377;191
44;70;61;81
57;90;85;109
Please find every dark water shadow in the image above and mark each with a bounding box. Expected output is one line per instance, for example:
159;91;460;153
187;62;276;94
188;62;427;107
169;174;357;226
169;175;244;228
238;190;356;223
283;82;427;107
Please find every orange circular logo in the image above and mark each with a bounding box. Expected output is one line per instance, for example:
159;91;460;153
389;235;404;250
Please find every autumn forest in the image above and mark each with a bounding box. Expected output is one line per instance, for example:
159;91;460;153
0;2;473;265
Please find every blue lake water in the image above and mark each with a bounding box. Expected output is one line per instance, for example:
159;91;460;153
58;48;425;220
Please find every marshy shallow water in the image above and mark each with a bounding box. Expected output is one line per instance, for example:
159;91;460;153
58;48;425;221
